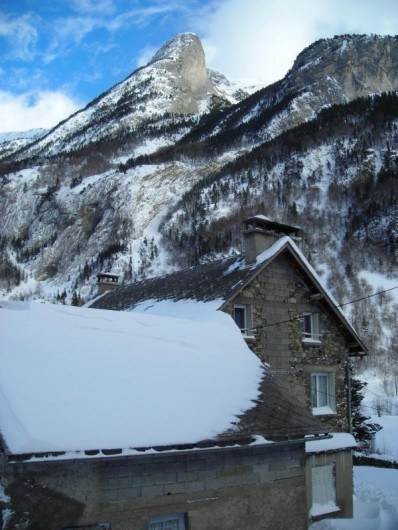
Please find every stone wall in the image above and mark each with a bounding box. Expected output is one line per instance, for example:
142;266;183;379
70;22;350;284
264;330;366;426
3;442;308;530
223;252;350;432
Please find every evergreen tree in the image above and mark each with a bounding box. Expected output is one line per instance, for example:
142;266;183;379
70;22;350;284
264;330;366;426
71;290;81;307
350;364;381;452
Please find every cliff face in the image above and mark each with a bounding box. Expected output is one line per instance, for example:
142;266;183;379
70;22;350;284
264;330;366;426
147;33;215;103
288;35;398;100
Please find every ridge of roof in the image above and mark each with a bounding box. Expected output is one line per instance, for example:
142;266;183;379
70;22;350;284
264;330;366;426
90;236;367;354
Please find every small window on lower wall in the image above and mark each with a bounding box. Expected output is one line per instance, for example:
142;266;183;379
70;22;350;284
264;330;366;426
148;513;186;530
310;464;340;518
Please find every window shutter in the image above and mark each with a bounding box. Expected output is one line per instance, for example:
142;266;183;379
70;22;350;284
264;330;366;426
312;464;336;505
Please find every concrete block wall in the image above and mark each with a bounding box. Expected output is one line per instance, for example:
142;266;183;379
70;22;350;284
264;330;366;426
5;442;308;530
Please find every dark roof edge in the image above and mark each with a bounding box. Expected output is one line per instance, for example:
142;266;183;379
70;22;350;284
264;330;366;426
6;434;333;464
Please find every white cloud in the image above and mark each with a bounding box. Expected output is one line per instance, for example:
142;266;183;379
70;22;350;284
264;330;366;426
71;0;116;15
194;0;398;84
0;12;39;60
0;90;81;133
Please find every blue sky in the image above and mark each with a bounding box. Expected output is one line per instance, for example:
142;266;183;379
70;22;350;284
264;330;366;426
0;0;397;132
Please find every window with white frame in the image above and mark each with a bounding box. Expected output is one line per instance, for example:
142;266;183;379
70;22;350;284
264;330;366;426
148;513;186;530
310;464;339;517
311;372;336;414
303;312;321;342
233;304;253;337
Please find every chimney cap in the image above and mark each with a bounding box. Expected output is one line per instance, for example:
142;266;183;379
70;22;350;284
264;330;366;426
243;215;301;237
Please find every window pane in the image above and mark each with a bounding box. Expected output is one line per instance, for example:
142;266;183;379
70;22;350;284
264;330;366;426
318;374;328;407
304;314;312;335
165;521;180;530
312;313;320;337
311;375;318;408
234;307;245;329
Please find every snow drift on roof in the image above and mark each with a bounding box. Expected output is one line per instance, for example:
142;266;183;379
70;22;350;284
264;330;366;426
0;301;263;455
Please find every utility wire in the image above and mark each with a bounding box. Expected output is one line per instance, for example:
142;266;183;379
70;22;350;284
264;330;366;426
246;284;398;332
363;387;398;405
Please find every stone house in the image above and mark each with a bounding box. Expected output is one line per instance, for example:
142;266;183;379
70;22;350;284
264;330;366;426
1;301;329;530
91;214;367;522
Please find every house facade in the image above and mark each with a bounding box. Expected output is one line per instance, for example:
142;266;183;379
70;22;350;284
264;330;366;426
222;217;364;434
90;215;367;523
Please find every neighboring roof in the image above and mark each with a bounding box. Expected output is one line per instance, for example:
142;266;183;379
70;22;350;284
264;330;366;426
91;236;368;355
0;300;324;460
90;254;249;311
305;433;357;454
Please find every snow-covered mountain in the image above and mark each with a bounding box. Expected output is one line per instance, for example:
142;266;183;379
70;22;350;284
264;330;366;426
0;33;397;362
0;129;47;159
5;33;260;162
175;34;398;150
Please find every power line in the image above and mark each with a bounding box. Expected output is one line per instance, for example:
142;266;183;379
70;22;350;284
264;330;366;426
246;283;398;332
364;387;398;405
338;284;398;308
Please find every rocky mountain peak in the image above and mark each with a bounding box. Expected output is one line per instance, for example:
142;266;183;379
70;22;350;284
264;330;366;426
147;32;213;95
287;34;398;99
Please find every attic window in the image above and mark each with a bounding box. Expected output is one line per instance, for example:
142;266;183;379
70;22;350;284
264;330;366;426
148;513;186;530
233;304;254;338
303;313;321;343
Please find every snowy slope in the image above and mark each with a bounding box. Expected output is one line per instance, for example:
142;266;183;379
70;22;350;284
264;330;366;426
0;129;47;158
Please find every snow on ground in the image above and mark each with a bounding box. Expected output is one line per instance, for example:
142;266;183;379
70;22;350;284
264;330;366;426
0;301;263;455
310;467;398;530
358;271;398;305
359;369;398;461
369;416;398;462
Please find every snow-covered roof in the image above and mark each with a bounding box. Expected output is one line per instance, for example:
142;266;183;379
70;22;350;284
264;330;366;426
305;433;357;454
0;301;263;456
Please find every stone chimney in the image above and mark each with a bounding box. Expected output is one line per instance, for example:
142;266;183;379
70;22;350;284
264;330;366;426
243;215;301;264
97;272;121;295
